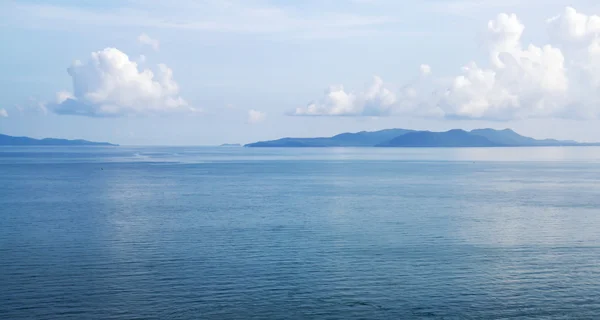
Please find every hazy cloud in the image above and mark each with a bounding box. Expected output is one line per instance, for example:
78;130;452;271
15;97;48;115
248;109;266;124
138;33;160;51
0;108;8;118
7;1;398;40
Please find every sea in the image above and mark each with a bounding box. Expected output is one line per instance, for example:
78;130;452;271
2;146;600;319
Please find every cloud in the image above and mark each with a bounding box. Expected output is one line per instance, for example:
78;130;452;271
0;108;7;118
16;97;48;115
7;1;398;40
293;73;441;117
427;0;573;18
50;48;191;117
294;76;399;116
547;7;600;44
294;7;600;120
440;12;568;120
138;33;159;51
247;109;266;124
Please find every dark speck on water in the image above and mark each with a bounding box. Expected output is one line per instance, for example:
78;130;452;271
2;146;600;319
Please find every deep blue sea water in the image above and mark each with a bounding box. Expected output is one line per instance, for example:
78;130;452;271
2;146;600;319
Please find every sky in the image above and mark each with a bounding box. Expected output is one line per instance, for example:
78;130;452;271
2;0;600;145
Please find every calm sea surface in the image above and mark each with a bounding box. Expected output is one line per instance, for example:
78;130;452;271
2;146;600;319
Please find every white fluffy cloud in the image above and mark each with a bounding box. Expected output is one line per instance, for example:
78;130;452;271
293;72;440;117
294;7;600;120
0;108;8;118
547;7;600;44
441;12;569;120
137;33;160;51
247;109;266;124
294;76;398;116
51;48;191;117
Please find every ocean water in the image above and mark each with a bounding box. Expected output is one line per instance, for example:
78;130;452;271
2;146;600;319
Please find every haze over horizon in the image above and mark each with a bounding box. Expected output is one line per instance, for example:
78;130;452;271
3;1;600;145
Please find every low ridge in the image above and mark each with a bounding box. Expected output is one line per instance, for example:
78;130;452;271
0;134;118;146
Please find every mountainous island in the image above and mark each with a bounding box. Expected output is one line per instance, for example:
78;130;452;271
245;128;597;148
0;134;117;146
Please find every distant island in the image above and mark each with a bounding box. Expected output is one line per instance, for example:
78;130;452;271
0;134;117;146
220;143;242;147
245;128;598;148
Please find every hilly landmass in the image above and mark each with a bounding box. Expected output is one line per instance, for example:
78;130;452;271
246;128;597;148
0;134;117;146
469;128;579;146
377;129;500;147
245;129;413;147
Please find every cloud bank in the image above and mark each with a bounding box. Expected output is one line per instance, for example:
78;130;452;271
294;7;600;120
51;48;191;117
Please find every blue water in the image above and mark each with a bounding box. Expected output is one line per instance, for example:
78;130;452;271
2;146;600;319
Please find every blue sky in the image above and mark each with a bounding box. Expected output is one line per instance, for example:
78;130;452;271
1;0;600;145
